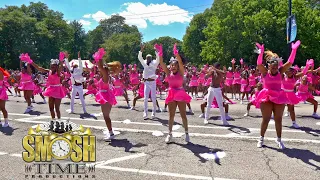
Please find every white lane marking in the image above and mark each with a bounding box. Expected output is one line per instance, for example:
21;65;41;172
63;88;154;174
10;153;22;157
92;153;146;167
172;125;181;130
11;118;320;144
9;113;312;134
0;151;8;155
123;119;131;124
199;151;226;160
152;131;164;137
95;165;237;180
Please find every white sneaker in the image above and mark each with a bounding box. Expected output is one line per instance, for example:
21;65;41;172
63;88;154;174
226;115;232;120
32;99;36;103
222;120;229;126
2;121;9;127
24;107;31;113
257;140;264;148
66;109;74;114
14;94;17;97
158;108;162;112
165;134;173;143
162;108;167;112
312;113;320;118
291;123;300;129
185;133;190;143
143;112;148;120
189;109;193;114
204;119;209;125
103;134;115;141
127;104;131;108
244;113;249;117
199;114;204;118
151;112;155;118
275;140;286;149
304;101;307;104
284;112;289;117
130;106;135;110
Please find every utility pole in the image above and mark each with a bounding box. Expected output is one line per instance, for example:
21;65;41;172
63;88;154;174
288;0;292;56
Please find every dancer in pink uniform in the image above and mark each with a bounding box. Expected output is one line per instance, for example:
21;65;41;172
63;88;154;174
32;56;65;120
113;75;130;108
0;67;10;127
158;43;191;143
248;68;257;90
244;82;263;116
296;75;320;118
281;60;314;128
189;70;199;99
225;67;234;96
93;48;121;141
231;60;241;100
33;76;46;104
255;40;300;149
19;55;35;113
240;70;250;104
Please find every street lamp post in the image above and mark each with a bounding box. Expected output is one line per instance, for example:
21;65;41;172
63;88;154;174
288;0;292;54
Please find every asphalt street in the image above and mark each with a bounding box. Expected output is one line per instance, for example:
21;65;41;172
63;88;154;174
0;92;319;180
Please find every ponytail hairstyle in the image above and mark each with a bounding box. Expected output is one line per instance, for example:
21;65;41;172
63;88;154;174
105;61;122;75
264;50;283;66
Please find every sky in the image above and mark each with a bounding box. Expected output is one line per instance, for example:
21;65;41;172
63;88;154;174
0;0;213;41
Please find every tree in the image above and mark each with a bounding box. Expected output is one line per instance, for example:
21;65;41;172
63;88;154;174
199;0;320;66
102;32;142;64
0;2;71;68
68;20;87;59
143;36;182;63
182;9;212;65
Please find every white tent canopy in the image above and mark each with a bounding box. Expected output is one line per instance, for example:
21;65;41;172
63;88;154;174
68;59;94;68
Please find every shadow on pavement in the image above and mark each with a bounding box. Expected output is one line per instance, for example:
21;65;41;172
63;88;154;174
173;142;224;164
0;126;18;135
80;113;98;120
208;123;251;134
108;139;148;153
266;145;320;170
151;117;182;126
27;110;46;116
284;126;320;137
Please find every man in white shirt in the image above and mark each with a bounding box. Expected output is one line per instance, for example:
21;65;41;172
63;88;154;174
138;44;159;119
64;52;87;114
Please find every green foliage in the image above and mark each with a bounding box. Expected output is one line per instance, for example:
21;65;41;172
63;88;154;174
143;36;182;63
102;32;142;64
185;0;320;66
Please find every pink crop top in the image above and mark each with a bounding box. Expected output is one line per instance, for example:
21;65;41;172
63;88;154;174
167;73;183;89
263;73;282;91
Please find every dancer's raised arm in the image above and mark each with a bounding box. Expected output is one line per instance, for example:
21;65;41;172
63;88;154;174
255;43;267;76
280;40;301;74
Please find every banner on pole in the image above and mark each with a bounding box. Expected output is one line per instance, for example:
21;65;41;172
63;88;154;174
287;15;297;43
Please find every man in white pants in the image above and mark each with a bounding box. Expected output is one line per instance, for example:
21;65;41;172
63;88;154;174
138;44;159;119
204;62;229;126
65;52;87;114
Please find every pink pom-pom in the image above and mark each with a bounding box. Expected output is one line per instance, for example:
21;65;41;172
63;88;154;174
307;59;314;66
173;43;178;56
292;40;301;50
231;58;236;64
59;52;65;61
240;58;244;64
154;44;163;57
